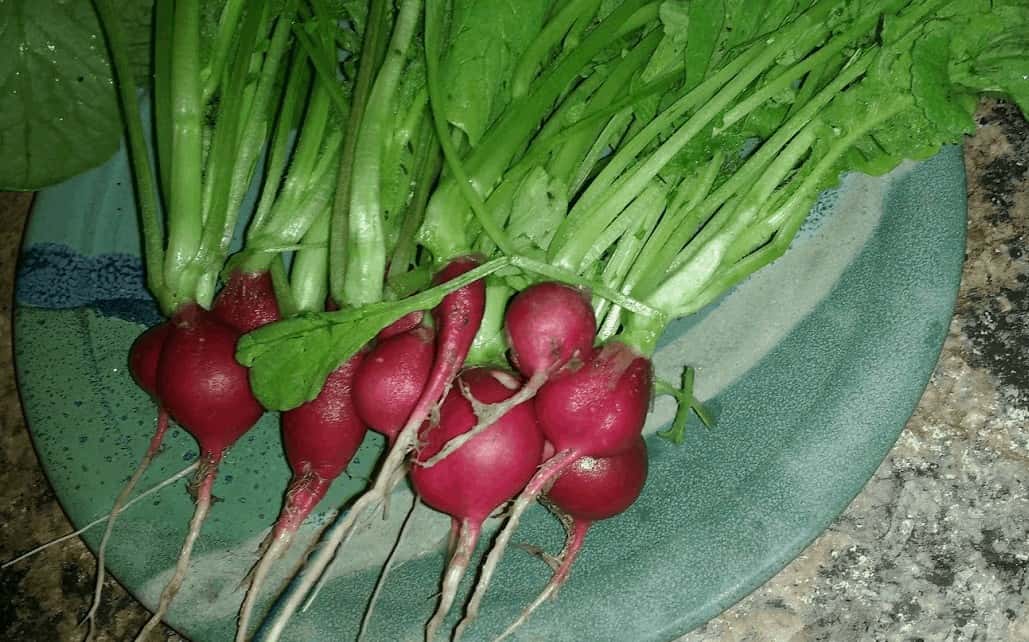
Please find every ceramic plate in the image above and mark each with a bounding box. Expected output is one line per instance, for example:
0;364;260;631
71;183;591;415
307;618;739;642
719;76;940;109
14;143;965;641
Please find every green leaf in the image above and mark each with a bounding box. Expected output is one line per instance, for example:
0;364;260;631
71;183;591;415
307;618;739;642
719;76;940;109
911;32;975;138
505;167;567;254
683;0;724;91
440;0;551;146
0;0;122;189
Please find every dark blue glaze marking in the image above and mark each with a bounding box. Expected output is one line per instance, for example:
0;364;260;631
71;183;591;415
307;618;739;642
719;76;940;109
16;243;162;326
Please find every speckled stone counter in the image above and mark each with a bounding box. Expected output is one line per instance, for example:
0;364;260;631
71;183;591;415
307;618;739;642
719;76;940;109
1;101;1026;642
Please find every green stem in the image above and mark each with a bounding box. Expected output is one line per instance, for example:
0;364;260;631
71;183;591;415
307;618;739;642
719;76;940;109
343;0;424;305
153;0;174;205
93;0;169;312
202;0;247;101
389;130;441;280
291;207;331;312
162;0;204;307
510;0;602;98
329;0;391;306
250;48;312;234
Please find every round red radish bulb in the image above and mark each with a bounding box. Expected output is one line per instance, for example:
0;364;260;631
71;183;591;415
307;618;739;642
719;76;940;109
157;304;264;456
505;282;596;378
410;367;544;641
535;341;652;459
353;326;435;443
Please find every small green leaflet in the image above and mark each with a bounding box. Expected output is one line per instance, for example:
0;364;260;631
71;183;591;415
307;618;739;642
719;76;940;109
237;257;511;410
0;0;122;189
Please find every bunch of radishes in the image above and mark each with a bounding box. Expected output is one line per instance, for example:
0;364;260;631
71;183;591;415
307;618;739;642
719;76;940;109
241;262;652;642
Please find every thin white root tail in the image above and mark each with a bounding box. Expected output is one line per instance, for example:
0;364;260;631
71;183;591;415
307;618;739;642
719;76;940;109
418;372;546;468
426;520;478;642
85;410;172;640
298;466;408;614
358;496;419;642
235;532;292;642
452;450;578;641
495;521;588;642
2;462;196;570
135;469;215;642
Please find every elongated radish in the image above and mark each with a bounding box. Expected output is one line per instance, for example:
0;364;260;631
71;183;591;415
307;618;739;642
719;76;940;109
421;281;595;467
258;255;486;641
136;304;264;640
409;368;544;641
454;341;651;639
236;352;367;642
497;437;648;640
212;269;282;333
352;325;434;443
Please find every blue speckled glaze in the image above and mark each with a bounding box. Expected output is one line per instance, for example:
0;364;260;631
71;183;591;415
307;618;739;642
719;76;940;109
14;141;966;642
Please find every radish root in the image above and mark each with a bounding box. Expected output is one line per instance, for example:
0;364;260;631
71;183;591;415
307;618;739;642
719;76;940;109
451;450;578;641
135;463;217;641
2;461;197;570
426;519;479;642
496;520;589;641
84;410;171;640
235;531;292;642
358;496;419;642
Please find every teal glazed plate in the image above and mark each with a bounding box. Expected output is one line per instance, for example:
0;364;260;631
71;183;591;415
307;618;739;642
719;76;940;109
14;144;966;642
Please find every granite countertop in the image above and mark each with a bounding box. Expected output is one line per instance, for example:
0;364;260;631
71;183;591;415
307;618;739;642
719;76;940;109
1;100;1026;642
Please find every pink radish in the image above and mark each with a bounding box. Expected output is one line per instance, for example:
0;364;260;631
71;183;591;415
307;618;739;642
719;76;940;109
352;325;435;444
409;368;544;641
212;269;281;333
235;352;368;641
497;437;648;640
257;256;487;641
420;281;595;468
453;341;652;639
136;303;265;640
83;322;175;637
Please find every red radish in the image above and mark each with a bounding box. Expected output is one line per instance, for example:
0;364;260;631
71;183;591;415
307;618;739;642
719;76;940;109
83;322;174;637
212;269;281;333
409;368;544;641
258;256;488;641
505;282;596;378
235;353;368;642
136;304;265;640
353;325;435;443
453;341;652;639
377;309;425;340
128;321;173;396
497;438;648;640
420;281;596;468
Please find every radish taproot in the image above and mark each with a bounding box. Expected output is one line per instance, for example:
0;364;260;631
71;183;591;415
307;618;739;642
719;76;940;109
235;352;367;641
82;322;174;637
497;437;648;640
136;304;265;640
454;341;652;638
410;368;544;641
